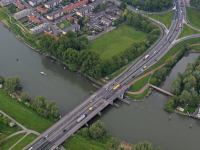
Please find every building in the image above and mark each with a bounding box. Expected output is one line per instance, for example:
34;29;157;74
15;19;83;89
29;16;42;24
87;21;103;31
15;2;25;9
63;0;88;13
44;0;63;9
89;11;104;21
62;24;80;34
37;6;47;14
101;17;111;26
45;32;59;40
67;15;78;24
29;0;46;7
89;0;107;10
0;0;16;7
46;9;63;20
105;5;118;12
14;9;31;20
76;5;91;17
30;23;49;34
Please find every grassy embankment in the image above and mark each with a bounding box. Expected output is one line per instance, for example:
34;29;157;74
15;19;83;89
178;24;200;39
125;87;150;100
148;11;174;29
0;133;26;150
186;7;200;29
89;24;148;61
126;37;200;100
0;89;54;133
192;45;200;51
63;134;110;150
11;133;37;150
56;20;71;30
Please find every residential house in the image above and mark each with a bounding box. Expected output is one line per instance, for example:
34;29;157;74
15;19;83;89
105;5;118;12
101;17;111;26
89;11;104;21
62;24;80;34
0;0;16;7
46;9;63;20
29;0;46;7
87;21;103;31
29;16;42;24
14;9;31;20
30;23;50;34
44;0;63;9
37;6;47;14
67;15;78;24
63;0;88;13
15;2;25;9
76;5;91;17
89;0;107;10
45;32;59;40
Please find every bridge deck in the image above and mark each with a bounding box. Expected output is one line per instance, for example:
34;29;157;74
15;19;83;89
149;84;173;96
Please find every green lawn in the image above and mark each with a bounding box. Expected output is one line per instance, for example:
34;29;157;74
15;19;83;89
148;11;174;29
129;75;151;92
186;7;200;29
0;122;22;140
0;133;26;150
178;24;200;39
125;87;150;100
19;17;29;24
11;133;37;150
63;134;109;150
89;24;148;61
138;37;200;77
191;45;200;51
56;20;71;30
0;89;54;133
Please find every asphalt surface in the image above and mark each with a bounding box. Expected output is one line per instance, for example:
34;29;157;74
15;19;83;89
23;0;200;150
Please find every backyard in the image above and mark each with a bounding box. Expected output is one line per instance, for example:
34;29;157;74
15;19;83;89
89;24;148;61
186;7;200;29
56;20;71;30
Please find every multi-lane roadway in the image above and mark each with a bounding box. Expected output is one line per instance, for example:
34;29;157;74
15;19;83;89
23;0;200;150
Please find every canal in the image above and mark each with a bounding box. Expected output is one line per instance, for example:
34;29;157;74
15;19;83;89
0;23;200;150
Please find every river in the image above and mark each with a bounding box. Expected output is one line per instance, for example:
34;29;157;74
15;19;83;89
0;23;200;150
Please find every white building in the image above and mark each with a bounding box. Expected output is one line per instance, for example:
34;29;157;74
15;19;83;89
30;23;49;34
14;9;31;20
0;0;17;7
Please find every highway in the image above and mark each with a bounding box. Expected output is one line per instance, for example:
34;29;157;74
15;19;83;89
23;0;200;150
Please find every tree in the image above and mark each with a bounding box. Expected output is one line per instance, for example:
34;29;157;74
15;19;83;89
66;30;76;38
8;4;16;13
89;120;106;139
81;127;89;137
171;77;182;95
150;78;158;85
32;95;48;115
57;31;61;37
84;16;88;22
28;33;37;41
20;92;30;103
100;3;106;10
134;141;153;150
69;18;73;24
155;68;168;80
119;2;127;11
0;75;4;84
107;138;120;150
155;147;164;150
183;75;197;87
190;0;200;10
124;9;128;16
78;19;83;27
166;56;174;67
180;90;193;104
5;76;21;92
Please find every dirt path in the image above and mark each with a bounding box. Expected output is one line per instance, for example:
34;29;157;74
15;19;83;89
190;44;200;46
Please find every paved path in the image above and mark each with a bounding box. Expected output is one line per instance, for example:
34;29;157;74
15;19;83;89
126;50;180;94
190;44;200;46
0;110;40;142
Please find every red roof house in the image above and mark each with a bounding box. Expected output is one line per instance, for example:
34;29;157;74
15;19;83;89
29;16;42;24
63;0;88;13
66;15;78;24
45;32;59;40
37;7;48;14
15;2;25;9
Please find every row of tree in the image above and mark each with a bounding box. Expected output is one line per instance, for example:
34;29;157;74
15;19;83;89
122;0;173;12
134;141;163;150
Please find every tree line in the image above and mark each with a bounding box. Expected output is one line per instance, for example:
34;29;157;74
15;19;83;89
0;75;60;120
190;0;200;10
122;0;173;12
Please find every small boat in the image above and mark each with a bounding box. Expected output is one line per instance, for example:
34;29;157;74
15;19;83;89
16;59;19;61
40;72;46;75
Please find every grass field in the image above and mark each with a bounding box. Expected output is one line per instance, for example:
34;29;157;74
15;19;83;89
11;133;37;150
89;24;148;61
148;11;174;29
178;24;200;39
186;7;200;29
0;133;26;150
128;75;151;92
0;121;22;140
56;20;71;30
0;89;54;133
138;37;200;77
125;87;150;100
191;45;200;51
63;134;109;150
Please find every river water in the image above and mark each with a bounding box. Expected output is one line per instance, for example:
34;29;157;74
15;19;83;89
0;23;200;150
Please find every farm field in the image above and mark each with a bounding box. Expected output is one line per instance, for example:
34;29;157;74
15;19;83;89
89;24;148;61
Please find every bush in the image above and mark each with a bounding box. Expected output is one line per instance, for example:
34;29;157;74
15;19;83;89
0;75;4;84
150;78;158;85
164;99;174;112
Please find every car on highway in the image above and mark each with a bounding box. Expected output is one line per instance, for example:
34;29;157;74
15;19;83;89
89;107;93;110
29;147;33;150
45;134;49;138
144;66;147;69
106;88;108;90
63;129;66;132
176;28;178;31
90;99;93;103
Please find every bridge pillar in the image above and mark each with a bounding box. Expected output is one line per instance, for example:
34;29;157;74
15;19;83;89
98;112;102;116
110;101;113;105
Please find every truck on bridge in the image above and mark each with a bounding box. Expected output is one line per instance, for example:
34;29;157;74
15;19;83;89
181;1;184;7
113;84;121;90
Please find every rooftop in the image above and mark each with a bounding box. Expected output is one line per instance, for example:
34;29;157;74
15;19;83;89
46;0;60;5
63;24;79;32
77;5;91;13
47;9;62;17
45;32;59;40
